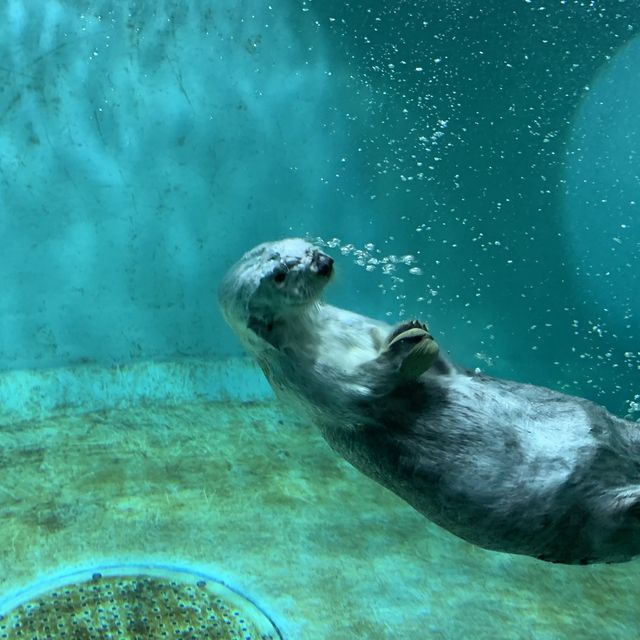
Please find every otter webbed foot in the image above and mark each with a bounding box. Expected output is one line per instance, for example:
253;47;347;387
382;320;440;381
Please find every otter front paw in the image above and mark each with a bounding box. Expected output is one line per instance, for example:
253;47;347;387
384;320;440;380
387;320;429;344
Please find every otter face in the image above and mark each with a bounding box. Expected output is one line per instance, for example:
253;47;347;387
249;239;334;310
219;238;334;346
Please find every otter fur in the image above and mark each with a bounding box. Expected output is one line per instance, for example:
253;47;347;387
219;238;640;564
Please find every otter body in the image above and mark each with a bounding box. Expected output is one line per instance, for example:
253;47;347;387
219;238;640;564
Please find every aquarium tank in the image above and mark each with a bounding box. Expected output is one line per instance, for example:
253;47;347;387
0;1;638;638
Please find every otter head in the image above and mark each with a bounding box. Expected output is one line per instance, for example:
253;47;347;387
219;238;334;349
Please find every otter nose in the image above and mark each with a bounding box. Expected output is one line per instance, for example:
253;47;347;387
313;252;334;277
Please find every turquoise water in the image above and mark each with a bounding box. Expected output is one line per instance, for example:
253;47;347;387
0;1;639;638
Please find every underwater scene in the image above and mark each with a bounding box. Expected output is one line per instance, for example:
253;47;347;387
0;0;639;638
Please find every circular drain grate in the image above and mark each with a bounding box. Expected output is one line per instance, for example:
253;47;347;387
0;565;283;640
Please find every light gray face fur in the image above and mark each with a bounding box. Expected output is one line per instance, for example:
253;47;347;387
220;238;640;565
219;238;331;350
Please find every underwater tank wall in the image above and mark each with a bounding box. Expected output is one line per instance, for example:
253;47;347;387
0;1;638;406
0;0;358;371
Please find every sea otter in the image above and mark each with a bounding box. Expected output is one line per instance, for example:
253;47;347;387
218;237;640;564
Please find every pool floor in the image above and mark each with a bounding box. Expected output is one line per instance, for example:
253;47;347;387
0;400;638;638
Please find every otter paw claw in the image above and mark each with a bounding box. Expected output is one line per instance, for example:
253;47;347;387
387;320;428;344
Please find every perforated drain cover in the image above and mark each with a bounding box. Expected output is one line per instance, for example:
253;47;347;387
0;564;283;639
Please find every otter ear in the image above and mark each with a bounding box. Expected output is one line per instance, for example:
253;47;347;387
247;314;278;347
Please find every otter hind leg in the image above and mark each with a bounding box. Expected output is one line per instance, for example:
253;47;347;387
615;486;640;521
598;486;640;562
